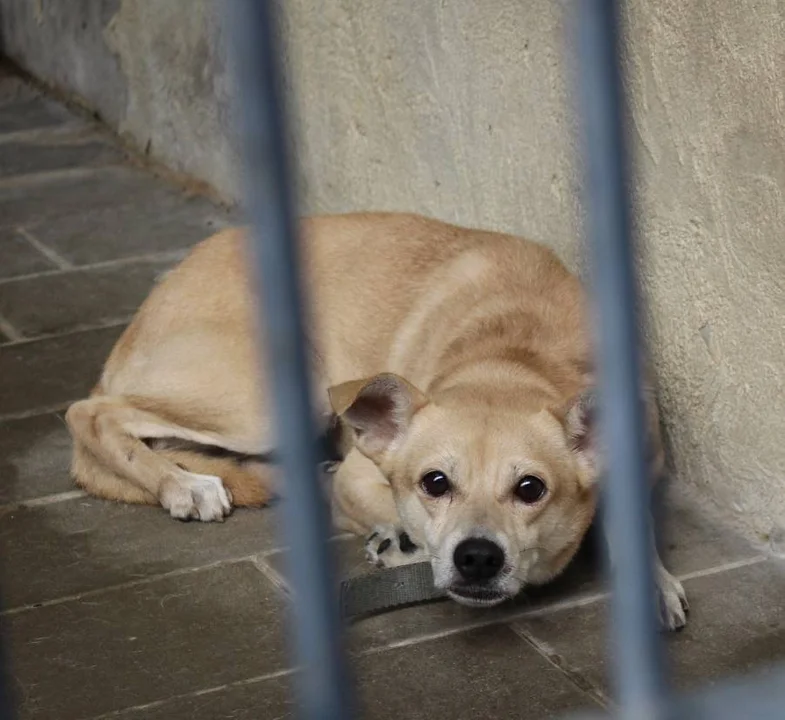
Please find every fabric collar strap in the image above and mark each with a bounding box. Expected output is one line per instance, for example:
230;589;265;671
340;562;447;622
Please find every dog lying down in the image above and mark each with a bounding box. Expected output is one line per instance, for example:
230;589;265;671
65;212;688;630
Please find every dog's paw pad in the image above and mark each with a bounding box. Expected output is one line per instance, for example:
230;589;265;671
377;538;393;555
399;532;418;554
364;526;428;568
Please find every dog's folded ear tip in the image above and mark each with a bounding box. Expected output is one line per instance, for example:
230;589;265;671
327;378;368;415
326;374;429;458
327;373;427;417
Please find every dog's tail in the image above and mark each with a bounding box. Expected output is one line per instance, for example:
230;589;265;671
65;395;275;508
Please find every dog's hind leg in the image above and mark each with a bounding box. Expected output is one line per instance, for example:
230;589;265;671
66;396;270;521
71;439;157;505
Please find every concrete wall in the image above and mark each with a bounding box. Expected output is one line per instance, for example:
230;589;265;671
2;0;784;546
0;0;239;200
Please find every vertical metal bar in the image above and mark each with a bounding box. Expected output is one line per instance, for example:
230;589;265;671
573;1;669;719
225;2;352;720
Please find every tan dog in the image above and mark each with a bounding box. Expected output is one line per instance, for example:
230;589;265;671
66;213;688;629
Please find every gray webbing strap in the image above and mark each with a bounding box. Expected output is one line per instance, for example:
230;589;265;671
340;562;448;622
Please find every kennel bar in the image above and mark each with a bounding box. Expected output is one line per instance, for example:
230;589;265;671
227;2;353;720
574;0;669;718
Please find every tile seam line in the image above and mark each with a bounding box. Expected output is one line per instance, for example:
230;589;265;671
0;164;124;190
16;225;73;269
77;667;296;720
0;123;103;146
0;489;87;511
508;622;612;709
0;555;262;617
0;318;131;347
0;540;353;616
0;402;73;423
0;247;190;286
249;554;292;597
0;311;23;341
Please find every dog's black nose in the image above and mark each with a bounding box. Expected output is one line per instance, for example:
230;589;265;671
453;538;505;583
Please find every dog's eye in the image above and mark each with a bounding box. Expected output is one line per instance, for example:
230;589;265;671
420;471;451;498
515;475;547;504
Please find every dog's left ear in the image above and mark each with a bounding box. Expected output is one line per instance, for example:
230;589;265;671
562;388;601;488
328;373;428;460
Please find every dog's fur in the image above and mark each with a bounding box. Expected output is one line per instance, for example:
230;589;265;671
66;212;688;629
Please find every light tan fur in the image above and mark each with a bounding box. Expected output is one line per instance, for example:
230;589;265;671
66;213;687;628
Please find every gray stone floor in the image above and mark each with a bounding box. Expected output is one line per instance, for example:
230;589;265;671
1;63;785;720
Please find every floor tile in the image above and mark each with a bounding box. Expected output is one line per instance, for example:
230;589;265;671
0;498;281;608
0;166;231;264
0;137;123;178
28;199;232;266
0;326;124;417
105;626;600;720
353;625;599;718
0;229;57;279
0;413;74;503
0;257;177;337
512;560;785;698
352;625;600;719
0;96;77;134
5;562;287;720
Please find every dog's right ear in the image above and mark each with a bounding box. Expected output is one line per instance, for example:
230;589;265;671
562;387;602;489
328;373;428;460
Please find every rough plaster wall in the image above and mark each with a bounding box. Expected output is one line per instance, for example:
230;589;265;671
281;1;583;268
0;0;128;124
0;0;239;196
102;0;238;198
623;0;785;544
1;0;783;543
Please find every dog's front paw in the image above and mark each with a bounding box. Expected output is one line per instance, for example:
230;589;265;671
160;473;233;523
365;526;428;568
656;565;689;632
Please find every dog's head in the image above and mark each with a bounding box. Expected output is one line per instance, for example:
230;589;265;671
329;372;600;607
